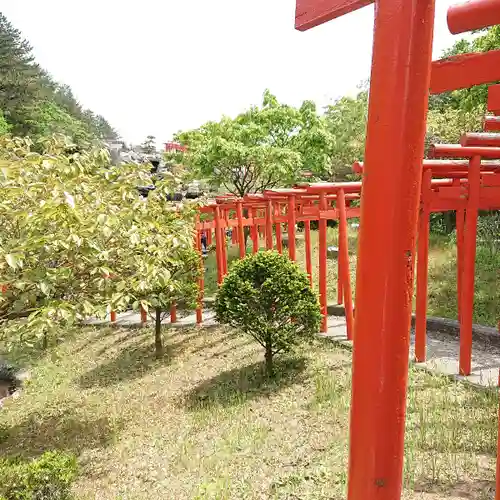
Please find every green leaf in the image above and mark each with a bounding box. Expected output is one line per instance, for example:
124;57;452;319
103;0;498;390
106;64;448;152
5;253;21;269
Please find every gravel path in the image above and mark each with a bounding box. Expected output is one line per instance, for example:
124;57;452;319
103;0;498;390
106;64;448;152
324;315;500;387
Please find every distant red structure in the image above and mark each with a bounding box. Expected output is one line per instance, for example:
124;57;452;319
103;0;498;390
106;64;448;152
164;142;186;153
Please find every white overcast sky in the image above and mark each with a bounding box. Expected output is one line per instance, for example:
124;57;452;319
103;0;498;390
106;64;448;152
1;0;468;145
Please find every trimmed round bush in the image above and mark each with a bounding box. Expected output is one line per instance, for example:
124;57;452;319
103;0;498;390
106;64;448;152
215;251;321;376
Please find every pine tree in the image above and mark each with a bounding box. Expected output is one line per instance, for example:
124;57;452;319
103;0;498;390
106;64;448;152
0;12;40;134
141;135;157;154
0;12;118;142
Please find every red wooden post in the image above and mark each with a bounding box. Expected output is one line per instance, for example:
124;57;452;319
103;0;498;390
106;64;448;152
488;84;500;115
214;206;224;285
221;209;228;277
170;303;177;323
415;169;432;363
206;228;212;246
266;199;274;250
288;195;297;261
347;0;436;496
140;305;147;325
275;202;283;254
304;219;313;287
415;168;433;362
236;200;246;259
460;155;481;376
337;216;344;305
456;207;465;322
319;192;328;333
105;273;117;324
248;207;259;254
338;189;354;340
195;222;204;324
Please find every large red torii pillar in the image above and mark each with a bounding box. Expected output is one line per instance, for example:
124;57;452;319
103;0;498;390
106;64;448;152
296;0;436;498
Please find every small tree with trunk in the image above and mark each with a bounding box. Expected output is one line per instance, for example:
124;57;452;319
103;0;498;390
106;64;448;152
214;251;321;377
125;246;200;358
169;90;332;197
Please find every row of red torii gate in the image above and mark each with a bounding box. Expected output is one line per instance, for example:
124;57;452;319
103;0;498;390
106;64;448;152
190;116;500;379
168;0;500;497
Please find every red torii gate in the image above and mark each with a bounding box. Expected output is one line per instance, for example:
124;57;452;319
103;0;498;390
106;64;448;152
295;0;500;498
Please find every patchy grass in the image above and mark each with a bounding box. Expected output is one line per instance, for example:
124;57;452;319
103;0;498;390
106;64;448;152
426;236;500;327
204;229;499;326
0;324;496;499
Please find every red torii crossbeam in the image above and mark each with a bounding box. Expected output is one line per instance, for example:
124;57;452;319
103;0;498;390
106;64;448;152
447;0;500;34
430;50;500;94
489;85;500;115
295;0;373;30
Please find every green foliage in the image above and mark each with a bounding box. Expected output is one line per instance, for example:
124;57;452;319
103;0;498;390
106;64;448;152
171;90;331;196
141;135;157;155
0;451;77;500
29;101;94;145
0;135;199;350
429;212;455;236
323;86;368;181
0;13;117;143
0;111;11;136
425;107;483;152
214;251;321;376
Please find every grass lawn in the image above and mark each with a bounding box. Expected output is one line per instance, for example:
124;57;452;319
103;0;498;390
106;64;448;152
204;229;500;327
0;324;496;499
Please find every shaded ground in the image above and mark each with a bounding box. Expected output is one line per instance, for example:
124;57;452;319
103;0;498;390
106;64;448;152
0;324;496;499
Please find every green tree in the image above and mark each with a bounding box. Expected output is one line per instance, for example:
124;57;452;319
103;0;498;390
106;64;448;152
323;87;368;181
425;106;484;155
171;90;332;196
29;101;93;144
141;135;157;155
0;13;117;143
0;110;11;135
215;251;321;377
0;13;39;136
0;135;199;355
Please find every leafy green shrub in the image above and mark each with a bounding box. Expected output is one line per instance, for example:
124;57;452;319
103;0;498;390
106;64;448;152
0;135;199;355
0;451;77;500
215;251;321;376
